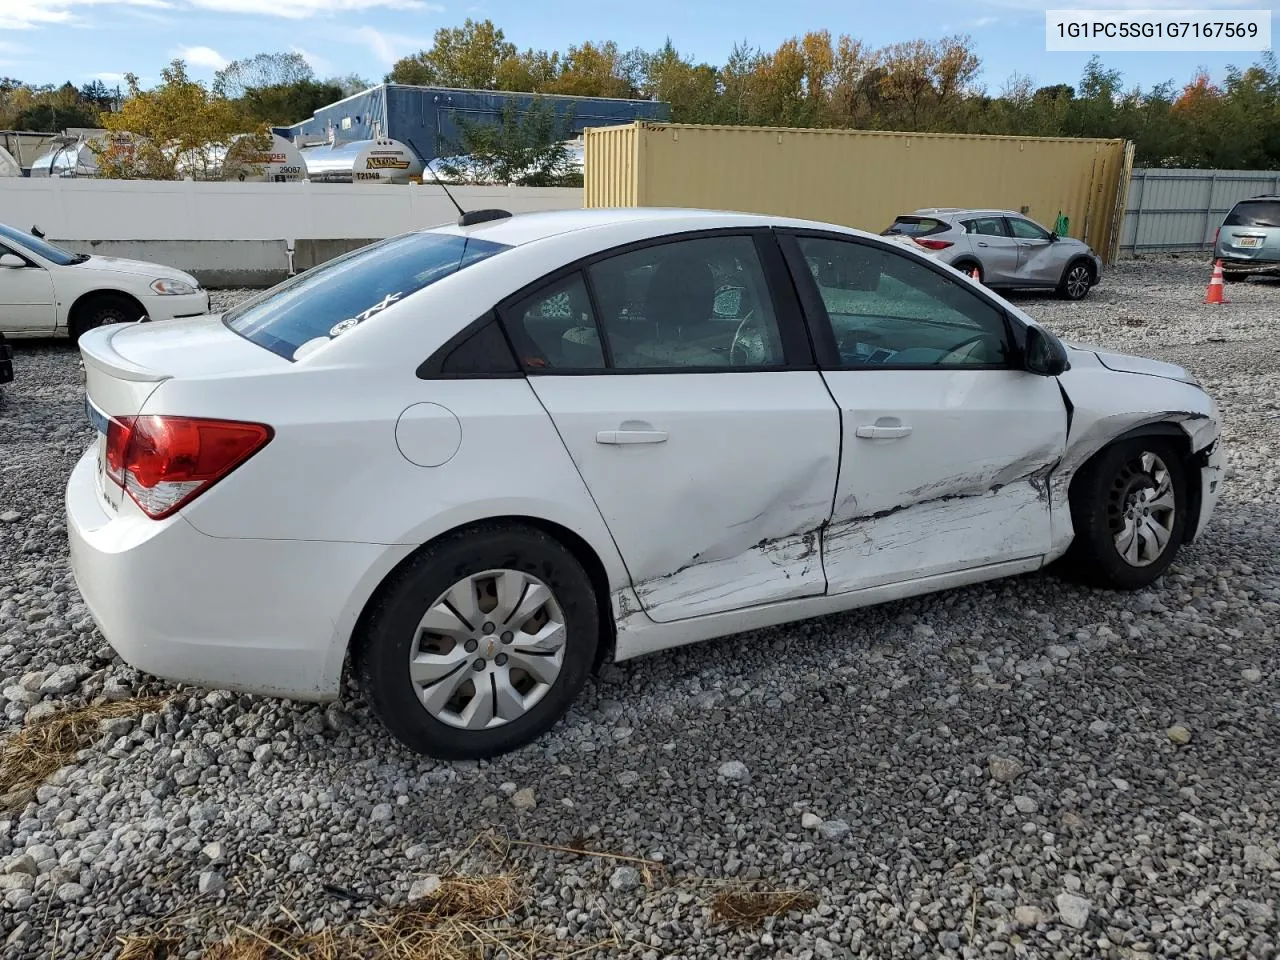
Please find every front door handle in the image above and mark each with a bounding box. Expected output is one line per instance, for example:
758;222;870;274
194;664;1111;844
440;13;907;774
596;428;668;445
977;241;990;247
855;424;912;440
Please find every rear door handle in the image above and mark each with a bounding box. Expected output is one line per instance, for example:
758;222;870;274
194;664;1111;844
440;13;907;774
977;241;990;247
596;429;668;445
855;424;912;440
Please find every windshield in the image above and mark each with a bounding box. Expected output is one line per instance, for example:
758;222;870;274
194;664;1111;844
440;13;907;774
224;231;511;361
0;223;83;266
1224;200;1280;228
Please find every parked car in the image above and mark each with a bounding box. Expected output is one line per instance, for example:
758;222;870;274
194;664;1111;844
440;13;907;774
882;208;1103;300
67;207;1224;759
0;330;12;386
0;223;210;341
1213;196;1280;279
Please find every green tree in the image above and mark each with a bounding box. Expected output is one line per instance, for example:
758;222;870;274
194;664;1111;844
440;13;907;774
436;98;578;186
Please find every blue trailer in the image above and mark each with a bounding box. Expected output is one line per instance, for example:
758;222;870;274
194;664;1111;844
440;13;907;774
281;84;669;164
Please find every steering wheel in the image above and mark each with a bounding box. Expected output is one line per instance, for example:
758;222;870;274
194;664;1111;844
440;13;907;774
729;309;762;366
937;333;989;365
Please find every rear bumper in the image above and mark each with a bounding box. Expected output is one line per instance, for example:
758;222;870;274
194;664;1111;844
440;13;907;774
66;446;405;701
1214;253;1280;275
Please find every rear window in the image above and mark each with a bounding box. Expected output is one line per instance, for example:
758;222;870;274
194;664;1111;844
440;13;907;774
882;217;949;237
1224;200;1280;228
224;232;511;360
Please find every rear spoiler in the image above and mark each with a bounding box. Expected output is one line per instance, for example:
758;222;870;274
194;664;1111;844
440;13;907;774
78;324;169;384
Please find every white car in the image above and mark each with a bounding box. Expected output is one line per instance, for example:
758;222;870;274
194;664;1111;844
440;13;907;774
0;223;210;340
66;208;1225;759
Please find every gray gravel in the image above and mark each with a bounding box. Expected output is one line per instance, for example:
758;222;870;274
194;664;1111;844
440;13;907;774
1;258;1278;958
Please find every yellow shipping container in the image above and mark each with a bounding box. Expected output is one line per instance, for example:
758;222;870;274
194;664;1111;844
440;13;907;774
585;122;1135;263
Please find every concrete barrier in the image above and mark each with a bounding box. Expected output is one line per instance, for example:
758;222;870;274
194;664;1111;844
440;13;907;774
52;239;291;288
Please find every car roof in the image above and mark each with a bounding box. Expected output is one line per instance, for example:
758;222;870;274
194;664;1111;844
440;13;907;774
908;208;1025;219
424;207;875;247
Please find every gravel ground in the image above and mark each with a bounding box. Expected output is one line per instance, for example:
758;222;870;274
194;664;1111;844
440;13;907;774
1;257;1278;959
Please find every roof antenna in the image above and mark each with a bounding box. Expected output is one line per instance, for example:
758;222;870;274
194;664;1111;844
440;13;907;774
423;157;512;228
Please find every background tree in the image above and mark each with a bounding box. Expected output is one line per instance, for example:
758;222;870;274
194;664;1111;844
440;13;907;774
435;98;578;186
97;60;269;180
213;52;341;125
388;19;517;88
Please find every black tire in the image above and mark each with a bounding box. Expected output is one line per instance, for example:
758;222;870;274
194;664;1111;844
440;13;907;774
1056;260;1094;300
354;523;599;759
71;294;144;342
1059;437;1188;590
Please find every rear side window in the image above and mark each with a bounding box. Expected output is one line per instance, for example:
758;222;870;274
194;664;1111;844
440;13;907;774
882;217;948;237
224;232;510;361
963;217;1010;237
1224;200;1280;227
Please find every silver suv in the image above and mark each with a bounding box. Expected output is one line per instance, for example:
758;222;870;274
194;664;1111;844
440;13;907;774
1214;196;1280;279
882;208;1104;300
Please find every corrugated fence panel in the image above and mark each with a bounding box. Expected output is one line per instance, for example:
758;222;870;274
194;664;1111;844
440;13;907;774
584;126;638;208
585;122;1128;262
1121;168;1280;254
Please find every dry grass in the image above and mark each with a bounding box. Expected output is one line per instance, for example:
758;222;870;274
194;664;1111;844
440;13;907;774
113;874;615;960
0;697;168;810
708;887;819;929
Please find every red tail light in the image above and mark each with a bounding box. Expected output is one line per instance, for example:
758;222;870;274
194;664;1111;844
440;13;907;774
103;415;272;519
913;238;954;250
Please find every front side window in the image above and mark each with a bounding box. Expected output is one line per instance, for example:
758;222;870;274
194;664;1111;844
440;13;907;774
1008;218;1051;241
795;235;1011;368
224;231;510;361
586;235;786;369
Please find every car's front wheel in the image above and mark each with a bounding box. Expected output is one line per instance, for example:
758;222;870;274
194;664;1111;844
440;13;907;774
1060;438;1187;589
355;523;599;759
70;294;144;342
1056;261;1094;300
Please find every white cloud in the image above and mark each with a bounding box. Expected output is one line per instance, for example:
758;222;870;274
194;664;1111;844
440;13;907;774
355;25;428;65
0;0;169;30
189;0;439;16
176;44;229;70
91;71;128;83
0;0;436;30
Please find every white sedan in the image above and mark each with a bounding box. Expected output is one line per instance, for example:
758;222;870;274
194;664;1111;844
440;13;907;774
0;223;209;340
67;208;1225;759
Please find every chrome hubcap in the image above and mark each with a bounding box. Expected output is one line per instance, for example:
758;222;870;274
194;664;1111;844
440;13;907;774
1067;267;1090;298
409;569;566;730
1108;452;1176;567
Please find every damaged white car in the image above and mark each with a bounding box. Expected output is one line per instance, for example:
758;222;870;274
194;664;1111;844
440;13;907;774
67;208;1225;759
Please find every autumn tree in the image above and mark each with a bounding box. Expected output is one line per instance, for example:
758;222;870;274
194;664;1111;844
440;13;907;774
388;19;518;89
547;41;641;98
98;60;269;180
211;52;342;126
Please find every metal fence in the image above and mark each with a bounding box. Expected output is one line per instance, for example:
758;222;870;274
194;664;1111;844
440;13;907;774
1119;167;1280;256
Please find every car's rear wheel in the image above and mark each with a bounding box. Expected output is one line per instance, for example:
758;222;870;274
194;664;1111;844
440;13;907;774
355;523;599;759
954;259;983;284
1060;438;1187;589
70;294;144;342
1056;261;1093;300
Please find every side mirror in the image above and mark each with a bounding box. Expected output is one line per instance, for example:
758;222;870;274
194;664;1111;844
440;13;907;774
1025;325;1068;376
1048;232;1060;243
0;254;26;269
713;284;744;318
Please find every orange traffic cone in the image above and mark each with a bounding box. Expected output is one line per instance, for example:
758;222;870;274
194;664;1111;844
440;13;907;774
1205;259;1228;305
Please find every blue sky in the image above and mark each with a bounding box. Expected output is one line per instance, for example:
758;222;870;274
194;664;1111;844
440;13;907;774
1;0;1276;95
